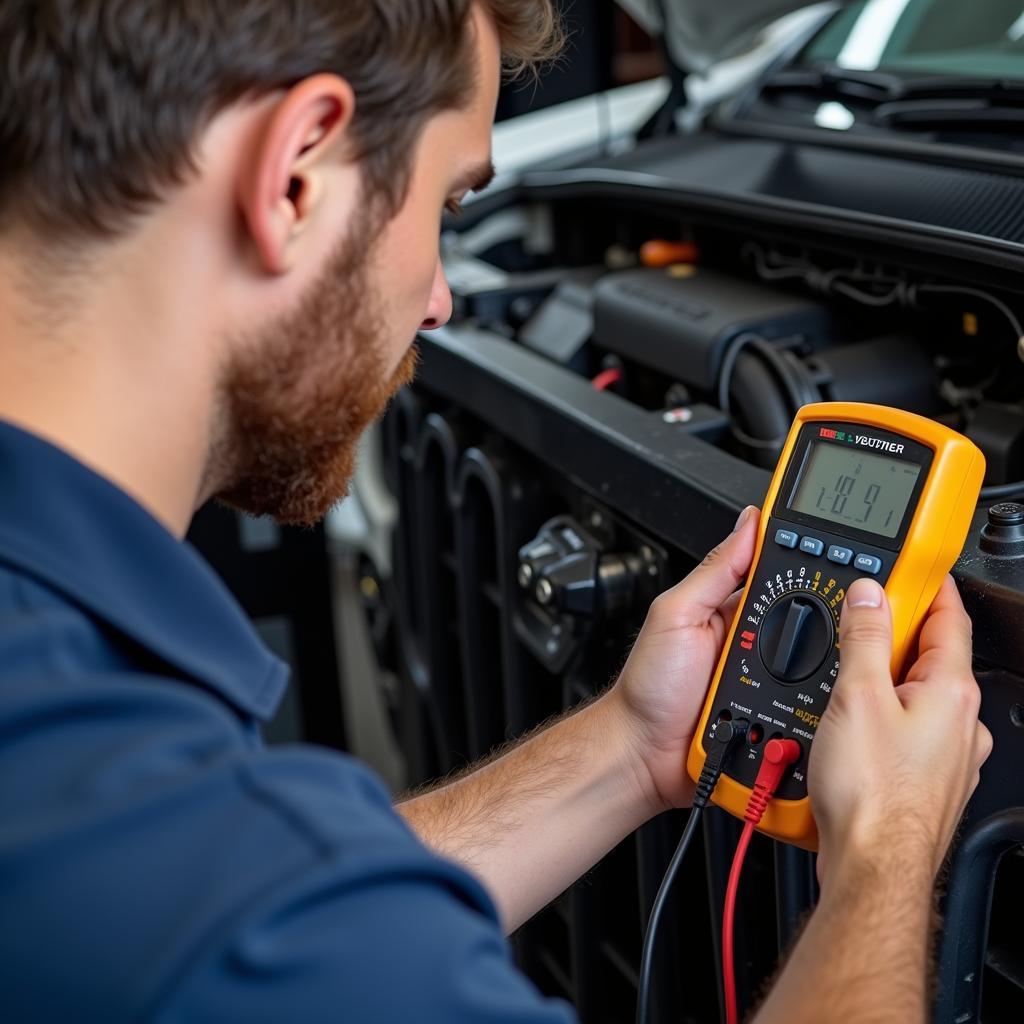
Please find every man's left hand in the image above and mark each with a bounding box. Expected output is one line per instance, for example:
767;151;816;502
608;506;760;812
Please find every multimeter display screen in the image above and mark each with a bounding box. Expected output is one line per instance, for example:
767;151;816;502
789;442;922;538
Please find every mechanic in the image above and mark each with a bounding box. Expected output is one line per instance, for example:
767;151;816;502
0;2;990;1022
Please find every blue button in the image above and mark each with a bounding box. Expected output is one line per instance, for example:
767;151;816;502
827;545;853;565
855;554;882;575
775;529;799;549
799;537;824;557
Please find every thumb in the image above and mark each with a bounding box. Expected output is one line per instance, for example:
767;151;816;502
662;506;760;623
835;578;897;701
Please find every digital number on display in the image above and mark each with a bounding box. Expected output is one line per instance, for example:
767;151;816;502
789;442;921;539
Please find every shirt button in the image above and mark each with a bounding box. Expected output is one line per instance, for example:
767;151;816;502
827;545;853;565
775;529;799;549
854;554;882;575
799;537;824;556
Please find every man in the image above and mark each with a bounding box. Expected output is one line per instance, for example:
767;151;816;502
0;2;990;1021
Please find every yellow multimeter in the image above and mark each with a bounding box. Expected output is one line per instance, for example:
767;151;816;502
686;402;985;850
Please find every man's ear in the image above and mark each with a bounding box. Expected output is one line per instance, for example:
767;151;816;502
238;73;355;275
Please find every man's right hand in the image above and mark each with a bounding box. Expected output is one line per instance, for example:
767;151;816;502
754;575;991;1024
809;575;993;884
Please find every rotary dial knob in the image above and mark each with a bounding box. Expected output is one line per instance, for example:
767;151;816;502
758;593;835;684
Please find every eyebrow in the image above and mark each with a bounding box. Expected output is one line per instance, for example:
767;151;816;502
453;159;496;195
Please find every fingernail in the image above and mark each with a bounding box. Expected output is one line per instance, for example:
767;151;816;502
732;506;753;533
847;578;883;608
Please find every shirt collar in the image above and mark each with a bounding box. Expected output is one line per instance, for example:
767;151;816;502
0;421;288;721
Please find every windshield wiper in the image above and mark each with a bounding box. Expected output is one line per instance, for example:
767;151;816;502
763;64;1024;106
896;77;1024;103
761;65;905;103
761;64;1024;134
874;96;1024;131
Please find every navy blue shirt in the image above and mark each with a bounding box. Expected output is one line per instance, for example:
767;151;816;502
0;422;573;1023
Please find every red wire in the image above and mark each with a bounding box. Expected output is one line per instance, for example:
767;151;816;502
591;367;622;391
721;740;800;1024
723;821;756;1024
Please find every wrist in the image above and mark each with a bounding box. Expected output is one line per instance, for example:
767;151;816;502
821;814;939;895
598;685;674;821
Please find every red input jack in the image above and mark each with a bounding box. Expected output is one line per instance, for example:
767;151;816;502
722;738;802;1024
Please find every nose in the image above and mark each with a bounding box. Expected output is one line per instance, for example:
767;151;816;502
420;262;453;331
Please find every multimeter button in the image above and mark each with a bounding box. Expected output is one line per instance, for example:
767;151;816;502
799;537;824;556
775;529;799;549
827;545;853;565
854;554;882;575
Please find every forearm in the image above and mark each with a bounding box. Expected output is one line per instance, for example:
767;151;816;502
396;688;662;932
753;839;935;1024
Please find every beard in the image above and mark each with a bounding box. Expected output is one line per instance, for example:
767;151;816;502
211;215;418;525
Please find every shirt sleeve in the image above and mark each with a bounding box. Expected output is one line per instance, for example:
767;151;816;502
155;750;576;1024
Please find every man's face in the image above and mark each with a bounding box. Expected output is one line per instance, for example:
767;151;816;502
214;8;501;524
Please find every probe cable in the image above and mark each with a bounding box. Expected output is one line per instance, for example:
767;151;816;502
635;717;749;1024
722;738;803;1024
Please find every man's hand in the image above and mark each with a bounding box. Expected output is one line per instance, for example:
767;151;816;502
754;576;992;1024
610;505;760;813
810;575;992;884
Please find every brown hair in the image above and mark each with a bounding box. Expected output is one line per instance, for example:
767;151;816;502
0;1;561;240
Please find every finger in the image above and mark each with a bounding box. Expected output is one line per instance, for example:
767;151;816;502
912;576;974;681
835;578;898;703
661;507;760;625
719;588;744;623
710;588;744;649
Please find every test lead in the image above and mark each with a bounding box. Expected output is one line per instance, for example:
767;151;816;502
635;716;749;1024
722;738;803;1024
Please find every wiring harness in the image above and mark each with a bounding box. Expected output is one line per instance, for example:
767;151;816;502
742;242;1024;500
743;241;1024;349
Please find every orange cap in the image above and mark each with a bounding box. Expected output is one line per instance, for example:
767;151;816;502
639;239;700;268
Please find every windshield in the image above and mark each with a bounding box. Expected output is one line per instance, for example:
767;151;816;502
800;0;1024;80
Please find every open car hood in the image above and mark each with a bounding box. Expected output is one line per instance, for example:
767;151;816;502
615;0;842;74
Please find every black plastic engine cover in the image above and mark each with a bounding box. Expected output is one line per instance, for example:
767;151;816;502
591;265;833;390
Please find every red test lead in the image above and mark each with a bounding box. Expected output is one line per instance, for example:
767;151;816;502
743;738;802;826
722;738;802;1024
